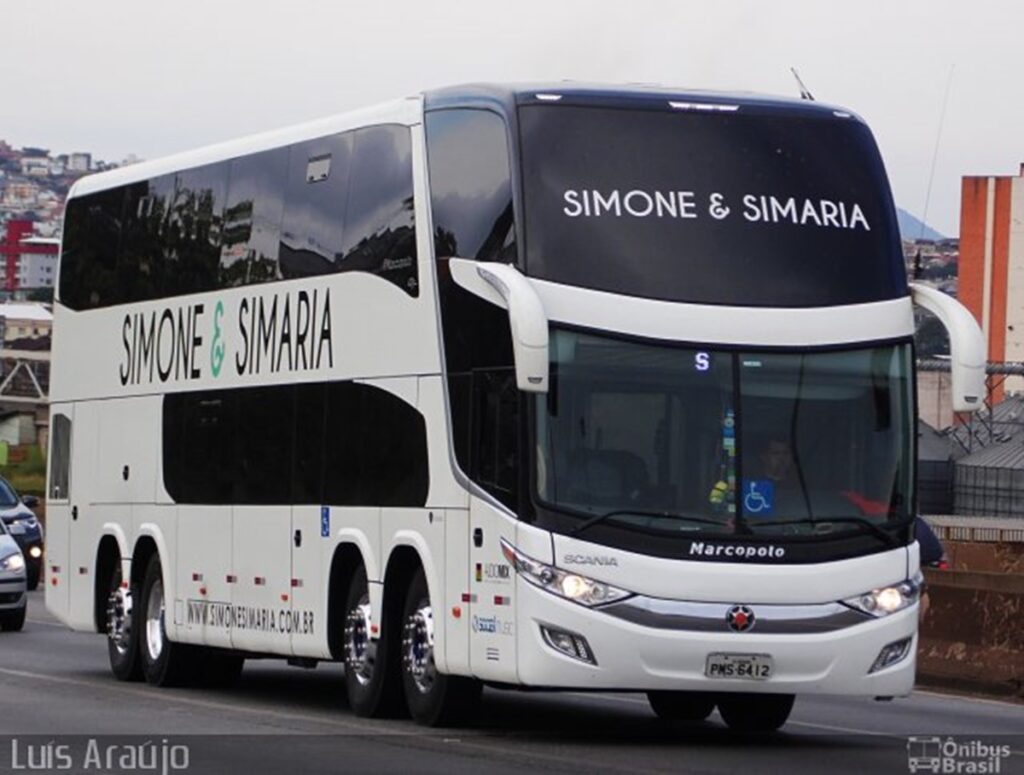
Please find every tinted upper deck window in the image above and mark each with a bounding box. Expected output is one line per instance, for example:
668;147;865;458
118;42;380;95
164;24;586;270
519;105;906;307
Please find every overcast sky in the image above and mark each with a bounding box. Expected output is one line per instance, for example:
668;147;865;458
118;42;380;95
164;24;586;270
3;0;1021;236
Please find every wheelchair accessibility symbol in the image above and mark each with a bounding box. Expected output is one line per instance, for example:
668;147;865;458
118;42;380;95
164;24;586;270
743;480;775;516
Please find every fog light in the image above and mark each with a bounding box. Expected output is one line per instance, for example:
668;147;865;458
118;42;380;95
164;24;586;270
869;637;912;673
540;624;597;665
29;546;42;559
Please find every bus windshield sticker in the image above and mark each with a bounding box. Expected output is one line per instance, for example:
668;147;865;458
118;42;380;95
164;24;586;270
320;506;330;538
743;480;775;517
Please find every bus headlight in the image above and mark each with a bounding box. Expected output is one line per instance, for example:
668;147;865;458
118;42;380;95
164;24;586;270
500;539;632;607
844;574;922;617
0;551;25;574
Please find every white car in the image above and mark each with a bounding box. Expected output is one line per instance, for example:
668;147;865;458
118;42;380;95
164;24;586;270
0;517;27;631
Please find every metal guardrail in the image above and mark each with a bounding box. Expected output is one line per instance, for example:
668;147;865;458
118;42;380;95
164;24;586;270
923;514;1024;543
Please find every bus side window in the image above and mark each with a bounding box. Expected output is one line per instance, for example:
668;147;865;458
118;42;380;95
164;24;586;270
221;148;289;288
49;413;72;500
59;188;126;310
426;108;521;510
279;133;353;280
425;109;517;264
473;368;519;511
340;125;418;295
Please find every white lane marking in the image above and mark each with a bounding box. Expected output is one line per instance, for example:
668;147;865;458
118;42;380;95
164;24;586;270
0;667;411;736
787;720;891;737
570;692;649;706
26;618;66;628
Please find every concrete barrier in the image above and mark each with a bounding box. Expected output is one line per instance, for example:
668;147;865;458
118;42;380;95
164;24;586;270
918;567;1024;699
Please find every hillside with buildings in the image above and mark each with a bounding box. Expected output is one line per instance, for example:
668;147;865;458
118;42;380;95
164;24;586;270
0;140;135;302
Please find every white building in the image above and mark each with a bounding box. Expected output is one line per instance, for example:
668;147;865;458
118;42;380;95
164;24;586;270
0;303;52;343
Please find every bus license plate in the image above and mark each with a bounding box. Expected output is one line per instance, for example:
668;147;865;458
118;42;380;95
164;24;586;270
705;653;773;680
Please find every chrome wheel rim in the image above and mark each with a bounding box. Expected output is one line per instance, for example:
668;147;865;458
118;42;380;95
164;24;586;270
145;578;165;663
344;596;374;686
107;582;133;656
403;600;436;695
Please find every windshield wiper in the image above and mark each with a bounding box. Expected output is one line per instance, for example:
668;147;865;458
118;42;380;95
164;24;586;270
745;515;911;548
570;509;726;538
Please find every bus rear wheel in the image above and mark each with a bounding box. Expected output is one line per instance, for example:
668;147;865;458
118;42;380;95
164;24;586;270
717;693;795;732
343;564;402;717
646;691;716;721
106;562;142;681
400;567;480;726
139;554;196;687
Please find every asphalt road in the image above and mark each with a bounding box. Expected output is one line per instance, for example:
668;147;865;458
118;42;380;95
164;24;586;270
1;590;1022;775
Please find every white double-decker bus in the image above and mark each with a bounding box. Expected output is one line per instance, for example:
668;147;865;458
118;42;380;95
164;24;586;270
46;84;985;731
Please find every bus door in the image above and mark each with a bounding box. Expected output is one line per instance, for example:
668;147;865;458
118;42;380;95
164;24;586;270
231;505;292;654
44;404;74;622
65;401;105;632
167;392;233;649
230;388;295;655
289;504;333;658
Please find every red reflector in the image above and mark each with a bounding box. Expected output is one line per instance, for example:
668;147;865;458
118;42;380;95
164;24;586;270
192;573;203;582
280;593;289;603
199;586;207;596
51;577;58;586
226;575;237;584
494;595;510;606
291;578;303;588
452;606;462;619
254;577;266;586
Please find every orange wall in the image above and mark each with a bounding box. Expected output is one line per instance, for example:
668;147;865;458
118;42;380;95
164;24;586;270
958;177;988;327
990;177;1012;364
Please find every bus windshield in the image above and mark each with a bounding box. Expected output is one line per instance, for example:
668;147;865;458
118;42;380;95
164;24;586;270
535;330;914;537
518;104;905;307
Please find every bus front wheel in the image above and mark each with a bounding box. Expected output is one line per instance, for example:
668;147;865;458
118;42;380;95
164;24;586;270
717;693;795;732
646;691;716;721
400;567;480;726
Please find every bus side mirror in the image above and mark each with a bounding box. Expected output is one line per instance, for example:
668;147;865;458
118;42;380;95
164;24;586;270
911;283;986;412
449;258;549;392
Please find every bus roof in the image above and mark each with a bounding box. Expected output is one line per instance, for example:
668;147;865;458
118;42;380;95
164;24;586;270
423;82;862;121
68;82;861;201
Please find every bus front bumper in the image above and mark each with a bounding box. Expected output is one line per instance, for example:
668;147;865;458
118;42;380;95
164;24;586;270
514;580;917;697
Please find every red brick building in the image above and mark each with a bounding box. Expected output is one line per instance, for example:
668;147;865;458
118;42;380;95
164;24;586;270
0;219;59;293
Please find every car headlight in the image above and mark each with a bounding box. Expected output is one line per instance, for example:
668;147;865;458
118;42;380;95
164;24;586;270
844;574;922;617
500;539;632;607
0;551;25;574
11;516;38;530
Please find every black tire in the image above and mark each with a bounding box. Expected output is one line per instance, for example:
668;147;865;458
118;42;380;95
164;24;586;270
0;604;26;632
139;554;196;687
343;564;403;717
647;691;716;721
400;567;481;726
26;563;40;592
195;650;245;688
717;693;795;733
106;562;143;681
